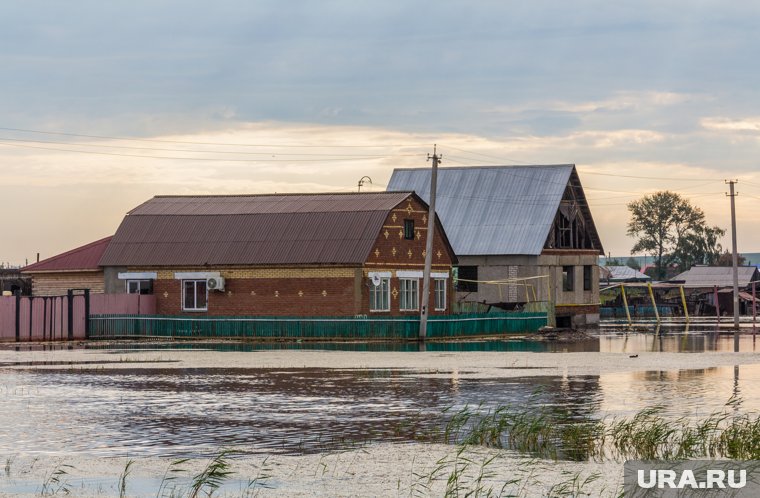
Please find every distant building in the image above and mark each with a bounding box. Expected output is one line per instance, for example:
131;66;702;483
670;265;760;316
600;265;651;284
388;165;604;327
670;265;760;288
0;268;31;296
20;237;112;296
98;192;457;317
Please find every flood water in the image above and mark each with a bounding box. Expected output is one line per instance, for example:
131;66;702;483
1;326;759;460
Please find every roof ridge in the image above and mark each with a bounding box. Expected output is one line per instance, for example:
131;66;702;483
151;191;413;199
392;164;575;172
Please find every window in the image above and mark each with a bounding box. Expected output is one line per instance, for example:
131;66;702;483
404;219;415;240
399;278;419;311
457;266;478;292
434;278;447;311
126;279;153;295
183;279;208;311
562;266;575;292
557;214;572;248
369;277;390;312
583;265;592;291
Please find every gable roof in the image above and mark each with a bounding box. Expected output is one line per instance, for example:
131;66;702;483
21;236;113;273
387;165;603;256
601;265;651;282
99;192;425;267
671;265;760;287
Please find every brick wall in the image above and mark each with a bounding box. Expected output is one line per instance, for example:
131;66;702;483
154;274;359;316
28;271;105;296
130;195;457;317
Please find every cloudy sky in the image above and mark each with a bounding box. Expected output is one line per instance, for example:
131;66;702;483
3;1;760;265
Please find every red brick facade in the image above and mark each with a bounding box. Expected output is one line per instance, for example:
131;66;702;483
135;195;456;317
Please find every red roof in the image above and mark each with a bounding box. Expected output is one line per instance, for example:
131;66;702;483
22;236;113;273
99;192;435;267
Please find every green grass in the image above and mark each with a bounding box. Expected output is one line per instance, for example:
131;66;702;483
429;397;760;463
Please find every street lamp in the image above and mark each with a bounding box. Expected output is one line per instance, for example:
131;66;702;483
358;176;373;192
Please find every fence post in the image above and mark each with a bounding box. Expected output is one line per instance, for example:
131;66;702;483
67;290;74;341
84;289;90;340
29;296;33;341
15;294;20;342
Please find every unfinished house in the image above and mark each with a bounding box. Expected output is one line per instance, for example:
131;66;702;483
388;165;605;327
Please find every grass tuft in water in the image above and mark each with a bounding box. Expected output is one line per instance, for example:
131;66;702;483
434;396;760;463
118;459;134;498
39;463;74;496
189;450;236;498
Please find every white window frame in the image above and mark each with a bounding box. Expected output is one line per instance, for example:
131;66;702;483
182;279;208;312
126;279;153;295
399;278;419;311
434;278;447;311
369;275;391;312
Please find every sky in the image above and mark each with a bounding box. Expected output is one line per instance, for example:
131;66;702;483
3;1;760;266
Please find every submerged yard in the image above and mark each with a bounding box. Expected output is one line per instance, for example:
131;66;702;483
1;327;760;496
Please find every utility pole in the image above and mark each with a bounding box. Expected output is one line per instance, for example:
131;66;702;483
726;180;740;329
419;145;440;340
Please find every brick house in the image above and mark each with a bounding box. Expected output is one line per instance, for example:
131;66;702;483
388;165;605;327
98;192;457;317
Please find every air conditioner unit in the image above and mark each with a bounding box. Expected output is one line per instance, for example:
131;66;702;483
207;276;225;291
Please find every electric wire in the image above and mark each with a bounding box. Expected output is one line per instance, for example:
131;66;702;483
0;141;408;162
0;136;416;157
0;126;427;148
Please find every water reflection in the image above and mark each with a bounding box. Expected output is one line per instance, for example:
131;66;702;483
1;359;759;459
3;327;760;354
598;329;760;353
0;366;601;458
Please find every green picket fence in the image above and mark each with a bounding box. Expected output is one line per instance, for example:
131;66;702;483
88;312;548;340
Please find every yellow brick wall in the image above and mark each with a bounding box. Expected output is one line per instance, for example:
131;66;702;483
31;272;105;296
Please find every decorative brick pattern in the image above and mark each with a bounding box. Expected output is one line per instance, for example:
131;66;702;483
136;195;456;317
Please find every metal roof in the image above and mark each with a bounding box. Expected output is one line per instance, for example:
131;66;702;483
387;165;600;256
128;192;413;215
22;236;112;273
600;265;651;282
671;266;760;287
100;192;416;267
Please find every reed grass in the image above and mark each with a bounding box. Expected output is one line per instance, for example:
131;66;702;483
432;397;760;463
39;463;73;496
118;459;134;498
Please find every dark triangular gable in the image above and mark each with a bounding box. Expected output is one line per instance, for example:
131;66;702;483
543;167;604;254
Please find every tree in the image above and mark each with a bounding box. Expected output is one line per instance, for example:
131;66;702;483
672;224;725;268
716;251;746;267
625;257;641;270
627;191;725;279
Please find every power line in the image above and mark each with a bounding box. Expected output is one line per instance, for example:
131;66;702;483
438;143;528;164
0;136;415;157
0;126;427;148
0;141;405;162
579;170;724;182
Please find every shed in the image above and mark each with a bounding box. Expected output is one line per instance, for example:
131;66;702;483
670;266;760;288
